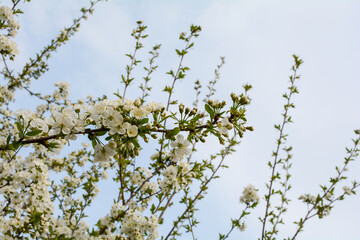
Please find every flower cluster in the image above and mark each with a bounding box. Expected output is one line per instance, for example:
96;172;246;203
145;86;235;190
110;202;126;218
120;212;159;240
130;167;152;186
158;160;193;192
0;6;19;58
0;154;54;237
298;194;316;204
239;184;260;205
14;96;165;141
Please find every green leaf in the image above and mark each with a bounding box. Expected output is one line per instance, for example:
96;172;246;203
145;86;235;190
46;142;60;151
92;139;97;148
129;138;140;149
140;118;149;124
15;122;24;138
7;142;21;151
205;104;213;118
178;71;185;79
14;9;24;14
192;114;201;123
165;131;171;139
113;92;122;99
150;204;156;213
95;131;107;137
26;129;42;136
172;127;181;136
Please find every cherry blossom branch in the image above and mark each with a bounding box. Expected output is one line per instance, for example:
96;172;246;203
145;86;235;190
0;121;220;150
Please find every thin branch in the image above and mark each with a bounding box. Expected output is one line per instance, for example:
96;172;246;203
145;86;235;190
164;136;238;240
261;55;302;240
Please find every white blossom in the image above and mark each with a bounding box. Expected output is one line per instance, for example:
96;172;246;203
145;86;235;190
343;186;352;195
170;134;192;161
217;117;233;135
240;184;259;205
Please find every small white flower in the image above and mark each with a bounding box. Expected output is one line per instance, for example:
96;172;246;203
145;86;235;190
343;186;352;195
131;107;148;119
217;117;233;134
127;125;138;137
239;222;246;232
170;134;192;161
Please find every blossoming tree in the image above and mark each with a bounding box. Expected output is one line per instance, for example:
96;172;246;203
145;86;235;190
0;1;359;239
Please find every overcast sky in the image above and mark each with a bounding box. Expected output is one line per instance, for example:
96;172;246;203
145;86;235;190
11;0;360;239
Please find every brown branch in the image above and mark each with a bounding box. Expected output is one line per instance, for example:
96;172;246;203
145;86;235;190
1;120;217;151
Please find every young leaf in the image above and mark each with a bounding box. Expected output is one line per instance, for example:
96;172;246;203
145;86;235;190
26;129;42;136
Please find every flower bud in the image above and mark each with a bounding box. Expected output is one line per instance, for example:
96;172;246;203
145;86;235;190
146;122;152;129
127;142;135;150
161;111;168;118
134;148;140;156
179;103;185;113
134;98;141;107
240;95;250;105
108;140;117;150
246;126;254;131
208;99;214;107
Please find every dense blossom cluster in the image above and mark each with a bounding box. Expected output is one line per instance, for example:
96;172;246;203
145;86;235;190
239;184;260;205
120;212;159;240
0;153;54;238
0;6;19;58
15;96;165;138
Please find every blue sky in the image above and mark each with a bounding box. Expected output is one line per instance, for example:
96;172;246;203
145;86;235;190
10;0;360;239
